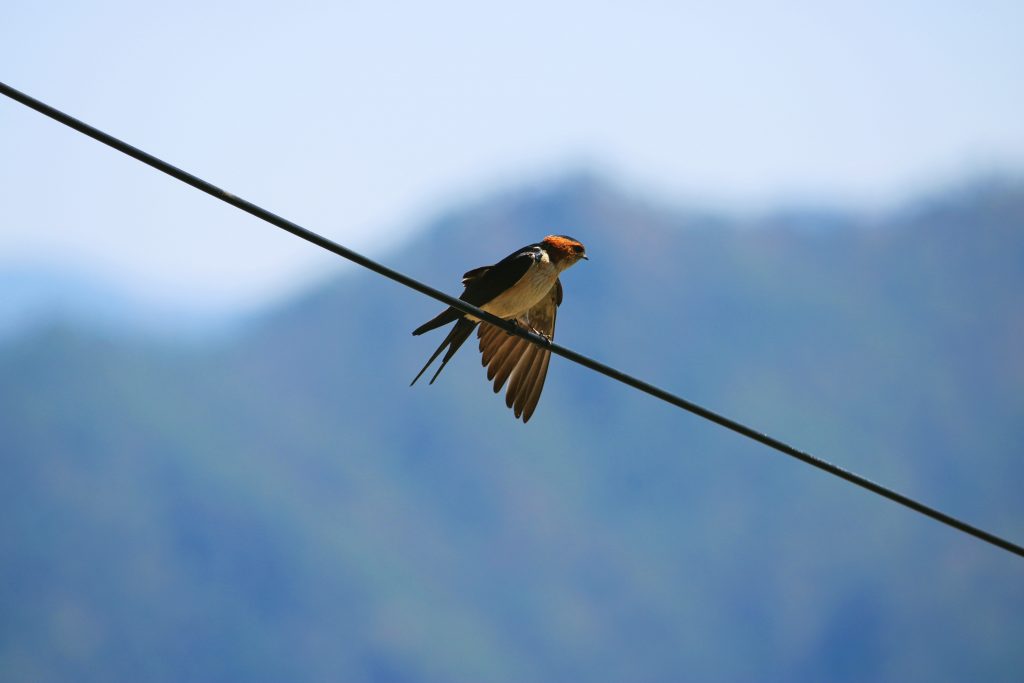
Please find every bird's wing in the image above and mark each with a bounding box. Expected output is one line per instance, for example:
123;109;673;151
412;247;539;337
461;266;490;284
460;245;539;306
476;278;561;423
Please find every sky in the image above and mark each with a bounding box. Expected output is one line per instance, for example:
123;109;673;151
2;0;1023;316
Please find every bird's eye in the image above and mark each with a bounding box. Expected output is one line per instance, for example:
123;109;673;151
571;244;583;253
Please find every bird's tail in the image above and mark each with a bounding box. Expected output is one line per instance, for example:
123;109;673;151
412;307;461;336
410;318;478;386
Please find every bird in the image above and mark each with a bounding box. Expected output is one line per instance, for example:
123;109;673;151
411;234;588;422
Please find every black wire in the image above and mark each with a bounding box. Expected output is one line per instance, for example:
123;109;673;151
2;80;1021;559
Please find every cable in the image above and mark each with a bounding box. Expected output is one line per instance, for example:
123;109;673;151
2;80;1021;559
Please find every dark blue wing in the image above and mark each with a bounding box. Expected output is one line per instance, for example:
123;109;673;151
412;244;539;336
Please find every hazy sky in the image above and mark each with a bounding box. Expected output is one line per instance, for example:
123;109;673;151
2;0;1022;313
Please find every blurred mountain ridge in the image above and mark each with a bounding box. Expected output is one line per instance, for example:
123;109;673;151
1;172;1022;682
0;263;239;341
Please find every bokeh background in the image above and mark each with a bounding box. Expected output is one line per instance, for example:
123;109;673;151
2;2;1023;681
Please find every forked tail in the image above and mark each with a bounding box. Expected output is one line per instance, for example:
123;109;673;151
410;318;478;386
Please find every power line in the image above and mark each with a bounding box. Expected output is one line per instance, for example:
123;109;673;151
2;80;1021;560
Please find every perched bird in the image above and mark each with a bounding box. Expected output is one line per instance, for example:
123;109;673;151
411;234;588;422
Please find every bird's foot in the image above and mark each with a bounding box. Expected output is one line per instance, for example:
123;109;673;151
532;328;553;345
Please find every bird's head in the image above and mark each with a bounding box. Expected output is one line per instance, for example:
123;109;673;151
541;234;588;269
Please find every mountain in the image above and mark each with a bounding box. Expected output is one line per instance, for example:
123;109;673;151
1;175;1022;682
0;265;234;340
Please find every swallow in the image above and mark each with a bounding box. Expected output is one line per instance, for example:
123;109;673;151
411;234;588;422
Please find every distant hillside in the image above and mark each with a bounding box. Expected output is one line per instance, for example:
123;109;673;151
1;175;1022;682
0;265;235;340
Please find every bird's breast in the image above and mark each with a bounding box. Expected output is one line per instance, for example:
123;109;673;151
480;260;558;319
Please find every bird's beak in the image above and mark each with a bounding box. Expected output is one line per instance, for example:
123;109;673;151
581;254;589;260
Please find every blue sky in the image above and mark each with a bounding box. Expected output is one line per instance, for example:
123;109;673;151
2;0;1022;314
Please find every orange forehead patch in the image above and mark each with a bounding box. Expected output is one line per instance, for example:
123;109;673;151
542;234;585;256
